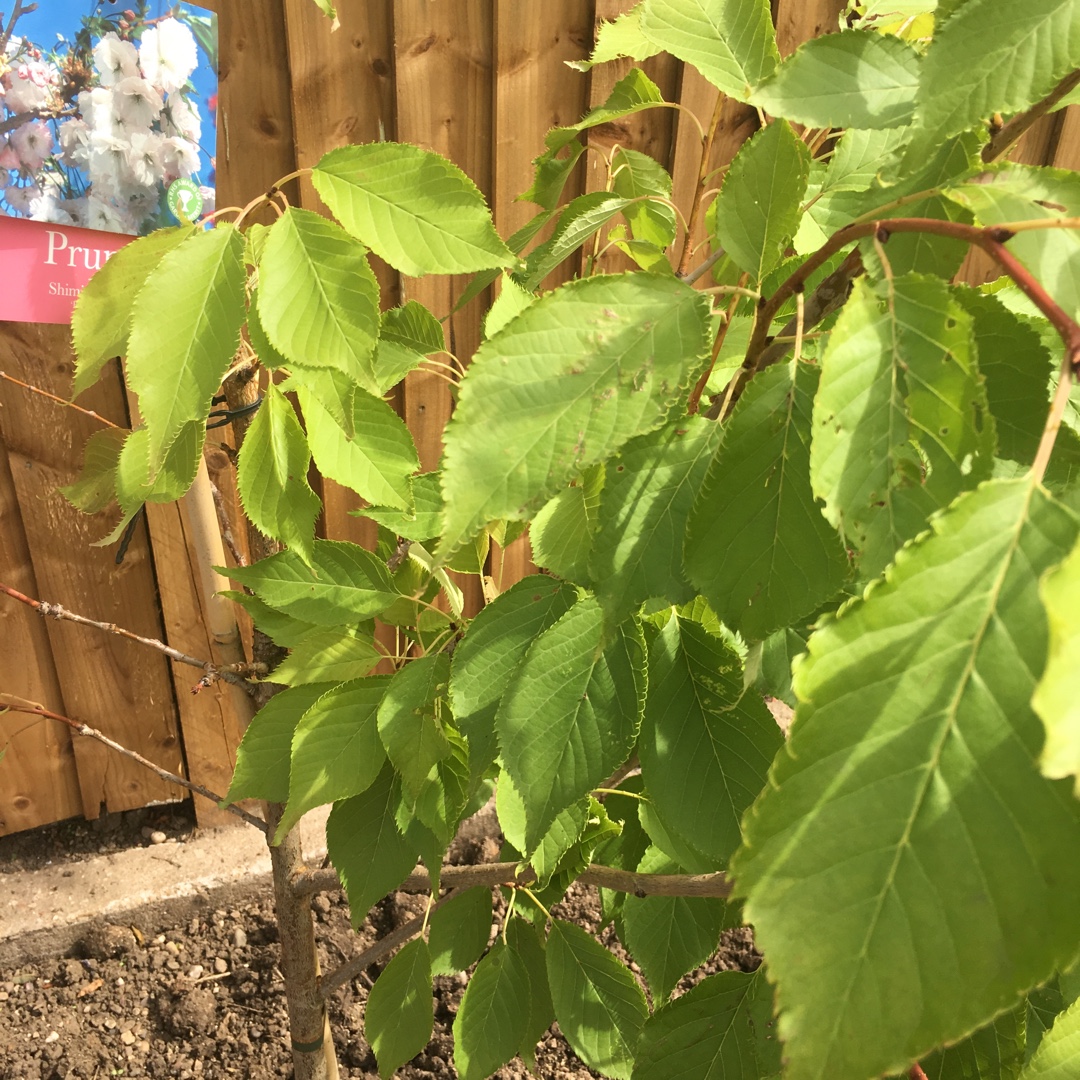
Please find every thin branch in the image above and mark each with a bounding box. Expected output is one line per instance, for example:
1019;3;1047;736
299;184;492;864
0;698;267;834
688;281;746;416
982;68;1080;164
680;245;727;286
291;859;732;902
0;371;122;428
209;478;246;567
1033;356;1076;484
0;582;265;691
319;891;459;998
677;91;728;276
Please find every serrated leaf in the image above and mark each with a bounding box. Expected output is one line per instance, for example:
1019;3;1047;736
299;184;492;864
1021;995;1080;1079
908;0;1080;160
453;941;530;1080
407;726;470;850
611;147;676;251
638;0;778;98
125;224;245;476
219;590;322;648
428;888;493;976
711;120;810;282
375;301;446;392
114;422;203;513
361;472;444;541
366;938;433;1079
547;919;648;1080
271;625;381;686
297;384;419;511
326;764;418;929
530;464;604;584
484;274;535;339
497;596;644;852
71;225;195;398
523;69;667;210
223;683;336;805
621;846;724;1002
377;654;452;798
312;143;512;277
641;614;782;863
450;576;579;772
590;417;722;624
257;207;381;394
732;479;1080;1080
922;1003;1027;1080
61;428;127;514
222;540;397;625
811;275;996;578
1034;533;1080;795
529;799;590;885
632;969;781;1080
751;30;920;129
685;362;850;640
569;6;660;71
275;675;391;843
505;918;555;1068
236;382;320;562
439;274;710;558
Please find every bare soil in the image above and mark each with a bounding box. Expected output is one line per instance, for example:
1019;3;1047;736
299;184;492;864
0;807;759;1079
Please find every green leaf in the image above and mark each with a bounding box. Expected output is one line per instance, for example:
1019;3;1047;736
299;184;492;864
61;428;127;514
908;0;1080;159
309;0;335;19
428;888;493;976
531;464;604;584
257;207;381;395
732;479;1080;1080
450;576;579;771
641;614;782;863
1034;533;1080;795
312;143;512;277
547;919;648;1080
751;30;921;129
71;225;195;398
236;382;320;562
522;69;667;210
246;291;290;371
529;798;589;885
506;918;555;1068
590;417;722;624
365;938;433;1079
621;846;724;1002
811;275;996;577
711;120;810;283
685;361;850;640
275;675;390;843
1021;996;1080;1079
483;274;535;339
326;764;418;929
223;683;335;805
453;941;530;1080
114;422;203;513
377;654;452;798
439;273;710;558
297;384;419;511
632;969;781;1080
271;625;382;686
639;0;777;97
125;224;245;476
219;591;322;648
222;540;397;626
406;726;470;852
361;472;445;542
922;1003;1026;1080
611;147;676;251
375;301;446;393
568;6;661;71
497;596;644;851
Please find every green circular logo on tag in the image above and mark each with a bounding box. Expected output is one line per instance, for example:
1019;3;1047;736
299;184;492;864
167;178;204;222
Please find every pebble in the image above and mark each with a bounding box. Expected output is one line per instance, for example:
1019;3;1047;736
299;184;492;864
165;941;180;956
150;830;167;844
232;929;247;948
187;965;204;981
213;958;228;974
120;1030;136;1045
43;1032;59;1045
137;1040;151;1053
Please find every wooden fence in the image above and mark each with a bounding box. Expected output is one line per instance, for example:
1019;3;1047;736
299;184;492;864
2;0;1078;836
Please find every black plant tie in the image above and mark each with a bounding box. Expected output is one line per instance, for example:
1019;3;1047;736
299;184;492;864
207;394;263;430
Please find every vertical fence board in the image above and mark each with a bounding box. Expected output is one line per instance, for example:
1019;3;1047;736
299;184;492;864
0;331;184;818
772;0;846;56
0;443;81;834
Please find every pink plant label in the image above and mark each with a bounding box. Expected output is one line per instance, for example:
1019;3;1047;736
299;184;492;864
0;216;133;325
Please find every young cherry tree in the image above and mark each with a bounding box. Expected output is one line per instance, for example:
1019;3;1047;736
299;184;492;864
10;0;1080;1077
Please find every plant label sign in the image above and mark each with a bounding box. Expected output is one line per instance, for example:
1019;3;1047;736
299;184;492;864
1;0;218;323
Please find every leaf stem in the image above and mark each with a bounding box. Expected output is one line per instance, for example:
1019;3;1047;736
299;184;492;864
677;91;728;276
1033;357;1075;484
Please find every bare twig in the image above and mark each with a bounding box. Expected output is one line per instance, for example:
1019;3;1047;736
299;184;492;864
680;245;727;286
982;68;1080;164
320;891;460;998
209;478;246;568
677;92;728;276
1033;356;1077;484
0;1;36;58
0;582;265;691
688;279;747;416
0;698;267;834
292;859;732;902
0;371;122;428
